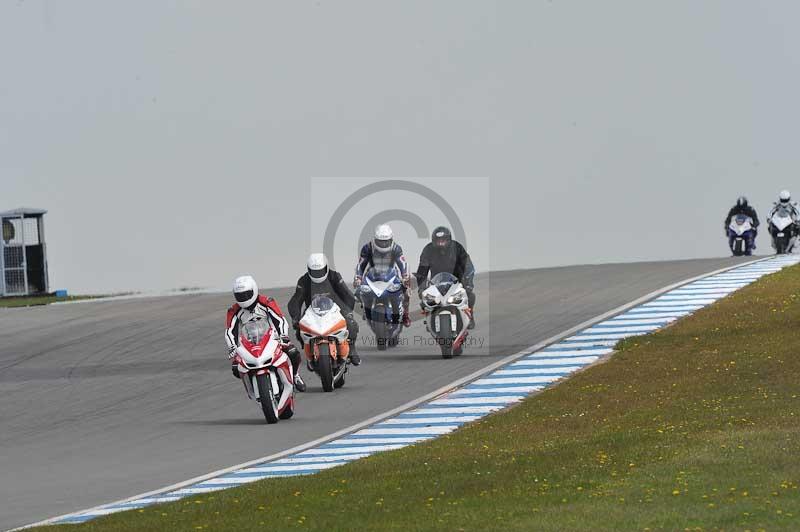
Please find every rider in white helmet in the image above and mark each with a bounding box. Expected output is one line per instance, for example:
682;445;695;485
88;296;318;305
225;275;306;391
767;190;800;242
288;254;362;365
769;190;800;219
354;224;412;327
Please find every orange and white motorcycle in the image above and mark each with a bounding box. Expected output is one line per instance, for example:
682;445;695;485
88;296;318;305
298;295;351;392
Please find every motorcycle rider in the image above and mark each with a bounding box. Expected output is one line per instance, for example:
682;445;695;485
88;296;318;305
354;224;412;327
225;275;306;392
724;196;759;251
725;196;759;232
768;190;800;237
288;253;362;366
414;226;477;329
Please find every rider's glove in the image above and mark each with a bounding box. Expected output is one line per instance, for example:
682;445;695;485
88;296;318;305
280;334;292;346
353;276;362;289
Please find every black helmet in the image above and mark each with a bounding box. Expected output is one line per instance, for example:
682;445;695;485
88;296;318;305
431;226;452;249
737;196;748;208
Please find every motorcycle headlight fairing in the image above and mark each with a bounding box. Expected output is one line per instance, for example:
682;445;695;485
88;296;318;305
446;288;466;305
386;280;402;292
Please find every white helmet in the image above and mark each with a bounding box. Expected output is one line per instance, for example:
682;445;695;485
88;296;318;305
307;253;329;284
780;190;792;203
233;275;258;308
373;224;394;253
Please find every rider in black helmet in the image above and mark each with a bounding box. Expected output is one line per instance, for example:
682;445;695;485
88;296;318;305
725;196;759;232
725;196;759;248
414;226;477;329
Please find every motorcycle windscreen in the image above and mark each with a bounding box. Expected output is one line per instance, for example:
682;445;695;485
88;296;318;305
365;268;401;294
242;318;270;345
310;295;335;316
430;272;458;296
365;267;397;283
773;213;793;231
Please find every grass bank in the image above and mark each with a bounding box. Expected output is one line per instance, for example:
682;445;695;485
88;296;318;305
38;265;800;531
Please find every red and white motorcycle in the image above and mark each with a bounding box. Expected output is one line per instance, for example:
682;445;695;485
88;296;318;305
231;317;295;423
298;295;351;392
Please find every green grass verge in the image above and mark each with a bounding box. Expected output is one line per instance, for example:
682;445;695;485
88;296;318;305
0;295;102;308
36;265;800;531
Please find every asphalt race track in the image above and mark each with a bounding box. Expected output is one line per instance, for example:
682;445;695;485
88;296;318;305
0;258;751;530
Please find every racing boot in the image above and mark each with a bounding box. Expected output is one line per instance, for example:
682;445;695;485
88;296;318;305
402;287;412;327
348;340;361;366
231;363;240;379
294;372;307;392
466;307;476;330
282;342;306;391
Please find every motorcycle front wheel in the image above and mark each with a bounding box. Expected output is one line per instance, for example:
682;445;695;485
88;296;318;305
437;313;454;359
317;344;334;392
256;373;280;424
440;342;453;359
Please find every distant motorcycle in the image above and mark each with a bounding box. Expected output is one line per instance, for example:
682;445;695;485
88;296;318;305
420;272;470;359
231;317;295;424
727;214;756;256
357;267;405;350
769;204;798;254
298;295;350;392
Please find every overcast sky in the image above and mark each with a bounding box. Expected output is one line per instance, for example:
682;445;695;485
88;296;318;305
3;1;800;293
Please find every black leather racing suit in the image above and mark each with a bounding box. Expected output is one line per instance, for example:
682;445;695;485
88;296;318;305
725;204;760;230
287;270;359;347
414;241;476;308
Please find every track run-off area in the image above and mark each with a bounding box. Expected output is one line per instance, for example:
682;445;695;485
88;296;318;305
2;257;789;530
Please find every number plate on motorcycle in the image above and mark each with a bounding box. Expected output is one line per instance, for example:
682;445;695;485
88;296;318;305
778;232;785;237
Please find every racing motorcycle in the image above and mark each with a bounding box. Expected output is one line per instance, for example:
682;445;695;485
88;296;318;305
420;272;470;359
357;267;405;350
769;204;798;254
298;295;350;392
727;214;756;256
231;317;295;424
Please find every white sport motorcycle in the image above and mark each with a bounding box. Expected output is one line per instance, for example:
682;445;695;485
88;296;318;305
769;204;798;254
420;272;470;359
298;295;351;392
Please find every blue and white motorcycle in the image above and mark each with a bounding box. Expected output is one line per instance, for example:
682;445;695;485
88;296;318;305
357;267;405;350
727;214;756;256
